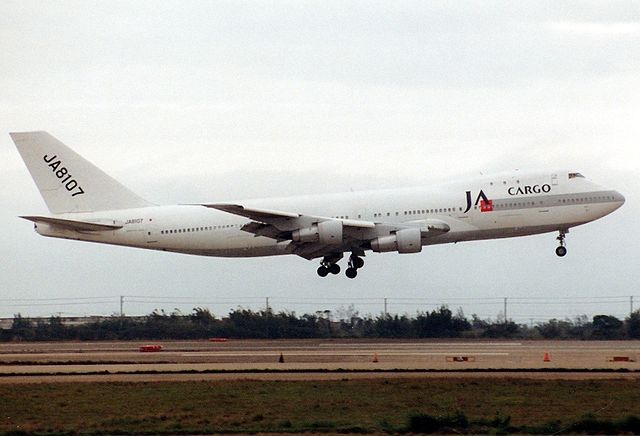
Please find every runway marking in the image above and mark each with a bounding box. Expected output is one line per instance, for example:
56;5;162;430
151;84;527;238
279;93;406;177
182;352;510;357
318;342;523;348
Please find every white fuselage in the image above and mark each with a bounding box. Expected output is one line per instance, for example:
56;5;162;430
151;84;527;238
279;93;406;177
33;170;624;259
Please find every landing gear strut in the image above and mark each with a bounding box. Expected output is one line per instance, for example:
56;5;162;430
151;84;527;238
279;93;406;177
345;254;364;279
555;230;568;257
317;255;342;277
317;253;364;278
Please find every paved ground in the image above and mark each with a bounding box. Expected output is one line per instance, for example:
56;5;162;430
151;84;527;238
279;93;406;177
0;339;639;383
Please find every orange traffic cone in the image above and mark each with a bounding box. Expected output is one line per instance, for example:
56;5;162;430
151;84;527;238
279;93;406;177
543;352;551;362
372;352;379;363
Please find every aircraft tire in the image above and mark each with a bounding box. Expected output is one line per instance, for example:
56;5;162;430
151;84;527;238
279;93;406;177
317;266;329;277
555;246;567;257
329;263;341;275
353;257;364;269
345;267;358;279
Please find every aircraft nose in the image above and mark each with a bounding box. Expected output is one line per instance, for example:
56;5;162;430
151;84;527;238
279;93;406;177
613;190;625;208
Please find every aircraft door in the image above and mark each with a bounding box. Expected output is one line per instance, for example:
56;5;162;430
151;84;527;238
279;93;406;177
145;218;159;245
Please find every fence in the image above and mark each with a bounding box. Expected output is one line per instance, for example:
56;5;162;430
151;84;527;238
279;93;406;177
0;294;638;323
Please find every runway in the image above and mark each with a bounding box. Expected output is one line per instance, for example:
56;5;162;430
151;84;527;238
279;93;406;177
1;339;639;383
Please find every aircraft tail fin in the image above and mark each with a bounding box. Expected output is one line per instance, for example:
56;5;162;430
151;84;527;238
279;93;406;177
10;131;154;213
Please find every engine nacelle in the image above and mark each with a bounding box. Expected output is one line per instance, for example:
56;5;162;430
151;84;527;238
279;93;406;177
371;228;422;254
292;220;343;245
291;225;319;243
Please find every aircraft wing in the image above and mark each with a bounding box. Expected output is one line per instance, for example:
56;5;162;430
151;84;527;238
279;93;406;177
206;204;375;230
20;216;123;232
204;203;448;260
204;204;377;259
208;204;301;227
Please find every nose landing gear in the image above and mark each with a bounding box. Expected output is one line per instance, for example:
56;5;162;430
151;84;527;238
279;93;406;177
555;230;568;257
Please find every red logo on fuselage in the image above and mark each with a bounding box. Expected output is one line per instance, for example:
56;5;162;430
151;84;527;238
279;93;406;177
480;199;494;212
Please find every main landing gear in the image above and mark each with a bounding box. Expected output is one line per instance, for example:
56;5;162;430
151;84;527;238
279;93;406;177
317;262;340;277
555;230;568;257
345;254;364;279
317;254;343;277
317;253;364;278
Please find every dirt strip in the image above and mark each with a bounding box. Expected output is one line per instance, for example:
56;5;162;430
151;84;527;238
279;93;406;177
1;369;640;384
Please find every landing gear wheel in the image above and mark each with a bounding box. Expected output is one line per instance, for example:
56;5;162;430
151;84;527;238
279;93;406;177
352;256;364;269
317;266;329;277
329;263;341;275
555;230;568;257
345;267;358;279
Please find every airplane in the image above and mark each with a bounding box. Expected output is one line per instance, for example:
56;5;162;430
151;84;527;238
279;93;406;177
10;131;625;279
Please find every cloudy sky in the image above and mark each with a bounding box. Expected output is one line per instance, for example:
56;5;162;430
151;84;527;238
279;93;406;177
1;1;638;322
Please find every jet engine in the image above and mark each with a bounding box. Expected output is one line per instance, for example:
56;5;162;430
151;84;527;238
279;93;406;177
292;220;343;245
371;228;422;253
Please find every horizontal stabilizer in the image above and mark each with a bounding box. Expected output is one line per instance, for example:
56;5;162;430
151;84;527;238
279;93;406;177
20;216;123;232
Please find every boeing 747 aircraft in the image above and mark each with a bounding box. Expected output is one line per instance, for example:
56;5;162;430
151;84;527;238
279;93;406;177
10;131;625;278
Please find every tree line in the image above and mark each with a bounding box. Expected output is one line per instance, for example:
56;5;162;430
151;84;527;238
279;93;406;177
2;306;640;341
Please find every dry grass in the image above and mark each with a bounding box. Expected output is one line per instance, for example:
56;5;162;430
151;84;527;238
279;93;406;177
2;378;640;433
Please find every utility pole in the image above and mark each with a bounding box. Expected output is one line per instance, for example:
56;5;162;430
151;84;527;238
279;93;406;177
631;296;634;316
266;297;270;313
504;297;508;324
120;295;124;317
384;298;388;316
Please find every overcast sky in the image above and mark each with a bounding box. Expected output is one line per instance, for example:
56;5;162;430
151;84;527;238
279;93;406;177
1;1;638;322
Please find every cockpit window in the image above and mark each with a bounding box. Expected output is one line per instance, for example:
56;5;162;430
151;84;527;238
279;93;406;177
568;172;585;179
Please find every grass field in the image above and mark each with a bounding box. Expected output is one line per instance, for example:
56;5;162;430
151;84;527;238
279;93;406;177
3;378;640;434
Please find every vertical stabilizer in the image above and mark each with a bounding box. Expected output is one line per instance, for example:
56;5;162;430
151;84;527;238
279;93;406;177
10;131;154;213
